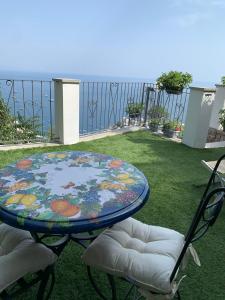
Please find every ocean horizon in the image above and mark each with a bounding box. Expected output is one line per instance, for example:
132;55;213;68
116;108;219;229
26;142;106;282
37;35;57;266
0;70;215;139
0;70;215;87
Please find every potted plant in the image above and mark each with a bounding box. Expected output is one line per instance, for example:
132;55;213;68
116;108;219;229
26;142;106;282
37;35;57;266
163;121;181;138
148;105;168;121
148;105;168;132
126;103;144;119
219;109;225;131
156;71;192;94
149;118;162;132
221;76;225;85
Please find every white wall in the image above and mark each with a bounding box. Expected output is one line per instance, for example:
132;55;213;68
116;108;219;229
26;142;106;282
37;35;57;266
183;87;215;148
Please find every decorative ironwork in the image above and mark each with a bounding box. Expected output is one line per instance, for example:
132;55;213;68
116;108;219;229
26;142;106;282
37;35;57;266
80;81;190;136
0;79;54;144
80;82;148;135
108;82;119;126
0;79;190;143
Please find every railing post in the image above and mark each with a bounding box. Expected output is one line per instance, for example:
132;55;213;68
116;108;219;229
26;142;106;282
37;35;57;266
143;87;155;126
141;83;146;105
183;87;216;148
143;87;150;125
53;78;80;145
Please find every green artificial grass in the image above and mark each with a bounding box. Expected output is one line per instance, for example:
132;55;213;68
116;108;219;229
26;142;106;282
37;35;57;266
1;131;225;299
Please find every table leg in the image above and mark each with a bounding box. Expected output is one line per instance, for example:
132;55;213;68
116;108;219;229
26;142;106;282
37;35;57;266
30;232;70;256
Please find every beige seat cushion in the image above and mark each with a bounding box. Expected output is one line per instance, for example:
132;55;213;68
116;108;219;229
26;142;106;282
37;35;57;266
83;218;184;294
0;223;57;292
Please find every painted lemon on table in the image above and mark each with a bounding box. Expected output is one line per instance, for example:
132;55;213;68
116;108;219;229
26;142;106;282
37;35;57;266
117;173;129;180
6;194;37;207
47;153;67;159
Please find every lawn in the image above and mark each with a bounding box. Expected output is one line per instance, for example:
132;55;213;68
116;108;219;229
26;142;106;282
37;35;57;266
1;131;225;299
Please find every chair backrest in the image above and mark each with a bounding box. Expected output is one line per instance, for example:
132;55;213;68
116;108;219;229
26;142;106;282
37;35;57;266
170;154;225;282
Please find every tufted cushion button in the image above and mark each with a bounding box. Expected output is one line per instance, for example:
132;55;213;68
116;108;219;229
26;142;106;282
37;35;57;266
83;218;185;294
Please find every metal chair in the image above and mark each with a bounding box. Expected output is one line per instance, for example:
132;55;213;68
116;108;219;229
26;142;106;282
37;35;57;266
83;154;225;300
0;224;57;300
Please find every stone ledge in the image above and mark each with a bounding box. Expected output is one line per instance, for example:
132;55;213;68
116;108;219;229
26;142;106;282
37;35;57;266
0;127;146;151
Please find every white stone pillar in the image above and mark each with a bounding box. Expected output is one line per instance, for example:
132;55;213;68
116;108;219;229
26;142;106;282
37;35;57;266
183;87;215;148
53;78;80;145
209;85;225;130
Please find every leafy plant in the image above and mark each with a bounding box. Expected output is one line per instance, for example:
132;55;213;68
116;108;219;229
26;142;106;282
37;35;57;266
0;91;40;143
0;96;15;142
149;118;161;126
16;113;40;141
219;109;225;131
163;121;181;131
148;118;163;132
126;103;144;118
221;76;225;85
156;71;192;94
148;105;168;121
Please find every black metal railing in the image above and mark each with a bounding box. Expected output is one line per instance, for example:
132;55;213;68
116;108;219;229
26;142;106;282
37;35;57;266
80;82;147;135
0;79;190;145
0;79;54;144
79;81;190;136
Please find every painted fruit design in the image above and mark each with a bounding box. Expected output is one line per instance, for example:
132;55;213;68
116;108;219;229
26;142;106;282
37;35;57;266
99;181;127;190
47;153;66;159
6;194;37;207
8;181;30;192
50;199;80;217
108;160;123;168
16;159;32;170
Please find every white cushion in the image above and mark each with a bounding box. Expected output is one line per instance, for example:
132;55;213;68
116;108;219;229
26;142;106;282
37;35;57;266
0;223;57;292
83;218;184;294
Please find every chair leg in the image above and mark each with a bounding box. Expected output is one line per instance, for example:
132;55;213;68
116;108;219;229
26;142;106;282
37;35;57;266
175;290;181;300
36;266;55;300
107;274;117;300
0;290;11;300
87;266;118;300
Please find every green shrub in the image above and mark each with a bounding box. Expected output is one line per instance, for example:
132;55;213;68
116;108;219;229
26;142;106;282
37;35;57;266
0;96;15;141
148;105;168;120
156;71;192;94
163;121;182;131
219;109;225;131
221;76;225;85
126;103;144;118
149;118;161;126
0;92;40;143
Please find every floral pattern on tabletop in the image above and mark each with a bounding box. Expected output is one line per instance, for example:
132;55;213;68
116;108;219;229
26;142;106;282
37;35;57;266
0;151;148;231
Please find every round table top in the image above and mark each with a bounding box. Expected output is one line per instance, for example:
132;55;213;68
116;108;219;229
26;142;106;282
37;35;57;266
0;151;150;233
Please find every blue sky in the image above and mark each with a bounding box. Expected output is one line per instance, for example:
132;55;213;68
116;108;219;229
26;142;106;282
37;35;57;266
0;0;225;83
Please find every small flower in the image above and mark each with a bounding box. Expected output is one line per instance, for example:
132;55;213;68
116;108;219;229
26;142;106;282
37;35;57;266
116;191;138;204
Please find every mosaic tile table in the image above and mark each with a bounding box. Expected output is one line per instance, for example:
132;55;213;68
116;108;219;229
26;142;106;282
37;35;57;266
0;151;150;234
